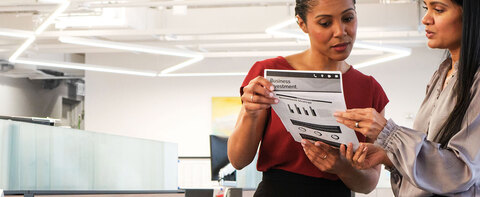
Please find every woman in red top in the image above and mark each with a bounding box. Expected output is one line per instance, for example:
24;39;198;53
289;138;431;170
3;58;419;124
227;0;388;196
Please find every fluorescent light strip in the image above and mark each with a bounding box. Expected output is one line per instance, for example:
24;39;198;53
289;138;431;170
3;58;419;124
159;56;204;75
14;58;241;77
58;36;205;74
35;2;70;35
265;19;297;35
9;1;70;62
354;41;411;54
13;58;157;77
266;18;307;40
59;36;202;58
355;53;410;69
265;19;412;68
9;36;36;62
353;41;411;68
203;51;300;58
0;28;33;39
158;72;247;77
202;50;382;58
197;41;309;48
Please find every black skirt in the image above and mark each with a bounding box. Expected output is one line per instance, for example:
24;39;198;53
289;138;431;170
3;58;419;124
253;169;351;197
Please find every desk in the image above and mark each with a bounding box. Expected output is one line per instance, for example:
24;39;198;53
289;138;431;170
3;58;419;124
4;190;184;197
3;189;256;197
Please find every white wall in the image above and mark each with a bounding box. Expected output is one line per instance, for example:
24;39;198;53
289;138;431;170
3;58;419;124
85;46;444;157
85;53;253;156
0;77;68;118
359;47;444;127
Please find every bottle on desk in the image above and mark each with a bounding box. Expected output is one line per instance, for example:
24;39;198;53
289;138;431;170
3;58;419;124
215;187;224;197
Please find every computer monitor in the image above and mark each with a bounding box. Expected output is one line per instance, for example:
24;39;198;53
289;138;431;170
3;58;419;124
209;135;236;182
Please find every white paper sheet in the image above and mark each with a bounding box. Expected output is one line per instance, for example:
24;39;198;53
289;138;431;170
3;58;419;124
265;69;359;149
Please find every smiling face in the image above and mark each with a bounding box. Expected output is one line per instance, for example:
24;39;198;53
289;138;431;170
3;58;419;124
297;0;357;61
422;0;462;51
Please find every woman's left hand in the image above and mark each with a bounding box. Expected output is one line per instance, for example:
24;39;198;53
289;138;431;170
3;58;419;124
301;140;348;174
334;108;387;141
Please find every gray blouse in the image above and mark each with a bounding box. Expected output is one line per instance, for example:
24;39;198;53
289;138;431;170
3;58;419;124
375;58;480;196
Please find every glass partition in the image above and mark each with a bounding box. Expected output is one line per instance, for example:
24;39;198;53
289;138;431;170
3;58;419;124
0;119;178;190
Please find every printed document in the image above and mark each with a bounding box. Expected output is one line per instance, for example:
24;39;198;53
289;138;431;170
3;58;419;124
265;69;359;149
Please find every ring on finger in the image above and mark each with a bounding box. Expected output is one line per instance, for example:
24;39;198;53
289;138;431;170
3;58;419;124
355;121;360;128
251;94;254;102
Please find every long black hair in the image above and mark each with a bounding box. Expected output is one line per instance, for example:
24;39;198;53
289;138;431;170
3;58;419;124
434;0;480;148
295;0;356;22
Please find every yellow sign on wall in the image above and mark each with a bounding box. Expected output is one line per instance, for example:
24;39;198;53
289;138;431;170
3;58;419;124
211;97;242;136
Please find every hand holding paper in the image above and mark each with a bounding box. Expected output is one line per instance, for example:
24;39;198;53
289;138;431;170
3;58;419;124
265;69;359;149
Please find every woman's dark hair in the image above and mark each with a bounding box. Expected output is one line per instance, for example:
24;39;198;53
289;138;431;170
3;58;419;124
434;0;480;148
295;0;356;22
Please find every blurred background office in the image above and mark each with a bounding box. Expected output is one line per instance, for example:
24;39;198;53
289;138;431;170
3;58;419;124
0;0;444;196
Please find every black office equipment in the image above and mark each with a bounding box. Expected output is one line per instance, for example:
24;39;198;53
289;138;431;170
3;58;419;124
185;189;214;197
209;135;236;182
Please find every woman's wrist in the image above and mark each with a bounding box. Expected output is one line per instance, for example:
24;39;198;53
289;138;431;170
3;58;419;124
374;119;397;148
242;106;262;120
335;161;355;178
369;117;387;140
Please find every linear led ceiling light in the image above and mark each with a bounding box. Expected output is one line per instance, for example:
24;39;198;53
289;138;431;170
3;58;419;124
34;2;70;35
9;36;36;62
353;41;411;68
15;58;157;77
9;1;70;63
265;18;308;40
0;28;33;39
14;58;238;77
265;18;412;68
58;36;204;75
158;72;247;77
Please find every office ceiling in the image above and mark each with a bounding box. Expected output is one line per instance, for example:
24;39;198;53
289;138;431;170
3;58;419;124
0;0;424;78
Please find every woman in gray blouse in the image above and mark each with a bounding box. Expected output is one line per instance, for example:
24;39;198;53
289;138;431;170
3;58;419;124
332;0;480;196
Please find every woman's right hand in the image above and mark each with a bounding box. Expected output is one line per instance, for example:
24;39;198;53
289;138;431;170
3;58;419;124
241;76;278;116
345;143;392;170
229;76;277;169
334;108;387;141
